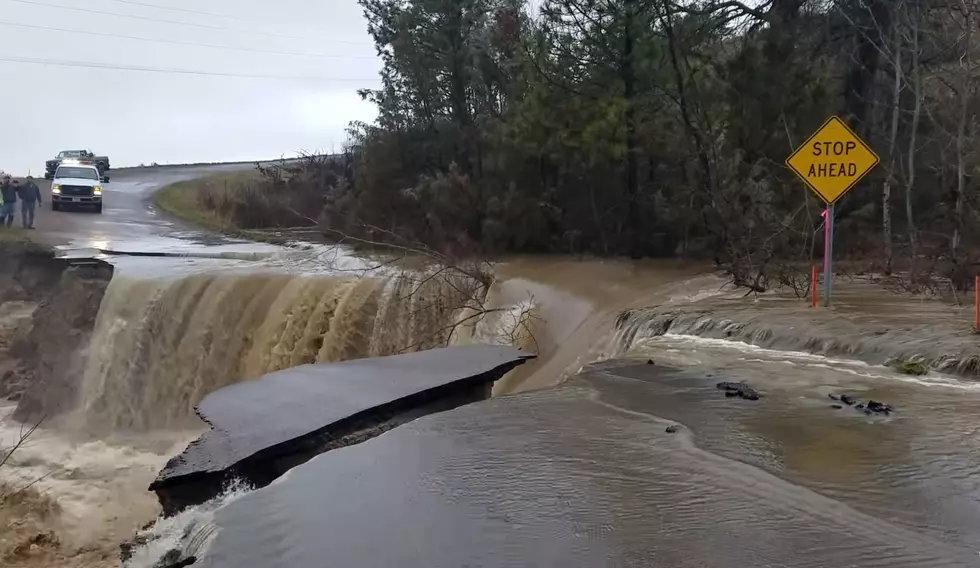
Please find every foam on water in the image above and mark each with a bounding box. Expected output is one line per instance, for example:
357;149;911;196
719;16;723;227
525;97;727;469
634;332;980;391
122;482;252;568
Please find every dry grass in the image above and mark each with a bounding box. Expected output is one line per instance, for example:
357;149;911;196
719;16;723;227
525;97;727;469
154;167;334;246
153;173;253;233
153;173;288;244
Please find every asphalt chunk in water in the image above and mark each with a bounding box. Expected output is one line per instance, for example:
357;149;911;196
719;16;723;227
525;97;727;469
149;344;533;515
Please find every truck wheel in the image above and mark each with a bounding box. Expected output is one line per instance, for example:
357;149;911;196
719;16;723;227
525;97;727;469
52;202;60;211
95;203;103;214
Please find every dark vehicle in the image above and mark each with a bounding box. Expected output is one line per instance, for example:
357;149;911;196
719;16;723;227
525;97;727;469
44;150;111;180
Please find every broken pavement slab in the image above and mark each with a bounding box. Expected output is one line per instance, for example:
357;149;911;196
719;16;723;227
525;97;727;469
149;344;534;515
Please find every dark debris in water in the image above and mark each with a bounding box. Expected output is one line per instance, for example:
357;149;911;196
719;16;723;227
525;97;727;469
866;400;893;414
829;393;859;406
665;424;680;433
828;394;893;416
715;381;761;401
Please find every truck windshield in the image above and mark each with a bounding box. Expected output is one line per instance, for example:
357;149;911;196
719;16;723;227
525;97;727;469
56;167;99;180
59;151;84;158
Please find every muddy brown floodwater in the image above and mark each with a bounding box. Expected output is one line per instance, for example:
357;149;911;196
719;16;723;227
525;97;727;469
124;268;980;567
152;277;980;567
6;220;980;567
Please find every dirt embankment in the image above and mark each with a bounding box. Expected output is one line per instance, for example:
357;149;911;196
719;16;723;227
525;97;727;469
0;241;113;421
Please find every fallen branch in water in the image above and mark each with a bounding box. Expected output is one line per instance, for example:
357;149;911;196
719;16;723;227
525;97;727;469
0;412;48;504
282;217;538;356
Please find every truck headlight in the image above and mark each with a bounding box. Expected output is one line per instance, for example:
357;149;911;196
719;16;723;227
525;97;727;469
93;187;102;195
52;185;61;193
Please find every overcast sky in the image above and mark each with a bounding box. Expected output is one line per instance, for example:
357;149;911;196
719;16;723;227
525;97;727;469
0;0;381;174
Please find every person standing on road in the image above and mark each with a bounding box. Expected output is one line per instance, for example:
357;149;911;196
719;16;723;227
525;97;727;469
0;175;16;228
17;176;41;229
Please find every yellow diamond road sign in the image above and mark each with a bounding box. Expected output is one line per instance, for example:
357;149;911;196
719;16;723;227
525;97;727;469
786;116;879;205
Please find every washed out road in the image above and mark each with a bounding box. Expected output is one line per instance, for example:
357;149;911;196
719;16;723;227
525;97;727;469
22;163;267;254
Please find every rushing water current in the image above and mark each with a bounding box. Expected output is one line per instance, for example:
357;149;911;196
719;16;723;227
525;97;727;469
151;351;980;567
5;249;980;567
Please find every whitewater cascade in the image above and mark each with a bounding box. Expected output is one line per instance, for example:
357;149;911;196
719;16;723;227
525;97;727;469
73;268;535;432
604;304;980;377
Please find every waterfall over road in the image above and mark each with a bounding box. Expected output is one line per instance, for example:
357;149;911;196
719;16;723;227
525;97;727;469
74;265;534;431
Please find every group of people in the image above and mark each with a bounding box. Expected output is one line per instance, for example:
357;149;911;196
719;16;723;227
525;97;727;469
0;174;42;229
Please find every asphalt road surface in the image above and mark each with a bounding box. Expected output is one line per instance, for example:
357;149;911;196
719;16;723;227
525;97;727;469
19;163;266;254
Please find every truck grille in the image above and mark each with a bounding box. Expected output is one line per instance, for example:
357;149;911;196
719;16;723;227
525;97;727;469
61;185;93;196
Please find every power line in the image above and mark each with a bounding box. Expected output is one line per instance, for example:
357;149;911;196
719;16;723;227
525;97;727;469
0;54;380;82
103;0;373;46
0;20;378;59
7;0;372;45
99;0;265;24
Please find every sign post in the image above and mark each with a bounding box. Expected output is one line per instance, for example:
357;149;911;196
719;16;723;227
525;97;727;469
823;205;834;307
786;116;879;307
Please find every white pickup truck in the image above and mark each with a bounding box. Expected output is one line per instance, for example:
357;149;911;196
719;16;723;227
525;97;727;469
50;164;108;213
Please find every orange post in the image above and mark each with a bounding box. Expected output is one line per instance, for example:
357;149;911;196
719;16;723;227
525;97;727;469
811;265;818;308
975;275;979;330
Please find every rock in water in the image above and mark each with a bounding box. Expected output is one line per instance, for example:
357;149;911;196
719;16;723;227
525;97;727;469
830;404;843;410
665;424;680;434
739;389;761;401
828;394;840;401
866;400;893;414
646;359;655;365
826;397;892;416
715;381;761;401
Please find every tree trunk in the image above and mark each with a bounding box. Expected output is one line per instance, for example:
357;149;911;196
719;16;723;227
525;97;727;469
906;2;921;257
623;0;642;258
447;3;472;167
883;24;903;275
952;1;971;259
